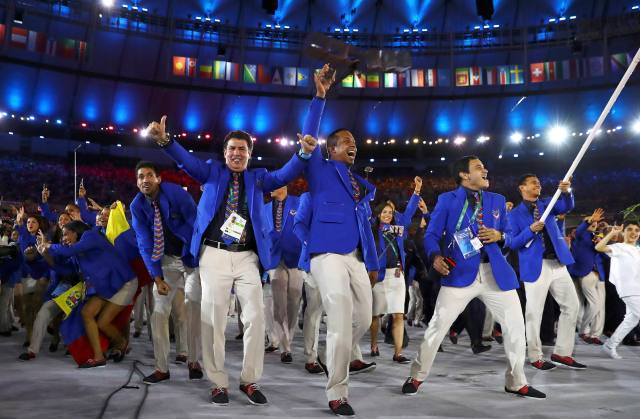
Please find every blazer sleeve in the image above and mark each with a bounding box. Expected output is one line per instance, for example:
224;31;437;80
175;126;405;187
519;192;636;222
76;197;97;227
506;211;535;250
550;192;575;215
424;193;448;260
38;202;58;223
257;155;309;193
399;193;420;229
162;141;213;184
130;200;163;279
48;231;100;258
293;193;311;244
575;220;589;239
302;97;326;139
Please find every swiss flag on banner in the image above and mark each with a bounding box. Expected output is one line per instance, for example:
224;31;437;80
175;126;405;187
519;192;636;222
470;66;482;85
530;63;545;83
10;27;28;48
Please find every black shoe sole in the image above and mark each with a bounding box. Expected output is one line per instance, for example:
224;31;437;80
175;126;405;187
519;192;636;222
210;400;229;406
550;361;587;369
505;388;546;399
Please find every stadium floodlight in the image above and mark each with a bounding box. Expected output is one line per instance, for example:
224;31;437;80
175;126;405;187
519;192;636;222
510;132;524;143
547;125;569;143
101;0;115;7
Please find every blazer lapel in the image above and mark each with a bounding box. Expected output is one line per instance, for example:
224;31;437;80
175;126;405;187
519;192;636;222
215;168;231;213
243;170;255;218
450;186;468;231
333;161;356;200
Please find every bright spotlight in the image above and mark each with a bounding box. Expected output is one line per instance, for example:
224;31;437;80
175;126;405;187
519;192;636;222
510;132;523;143
101;0;115;7
453;136;466;145
547;126;569;143
632;120;640;134
140;128;149;138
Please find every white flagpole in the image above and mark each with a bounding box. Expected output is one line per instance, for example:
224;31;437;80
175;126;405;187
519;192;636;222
539;47;640;222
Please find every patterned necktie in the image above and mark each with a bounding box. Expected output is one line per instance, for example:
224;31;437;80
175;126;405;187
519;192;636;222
275;200;284;232
151;201;164;261
225;172;241;220
473;192;483;226
347;170;361;202
532;202;541;221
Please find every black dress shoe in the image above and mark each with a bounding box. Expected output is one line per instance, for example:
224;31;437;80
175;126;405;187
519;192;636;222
329;398;355;417
265;345;278;353
505;385;546;399
370;347;380;357
471;343;492;354
448;331;458;345
280;352;293;363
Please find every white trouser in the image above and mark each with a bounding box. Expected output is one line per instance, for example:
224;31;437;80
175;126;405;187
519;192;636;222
578;272;605;337
608;296;640;348
410;263;527;391
263;282;278;346
483;306;495;337
151;256;188;373
269;263;304;353
199;246;265;388
184;267;202;363
0;284;13;332
303;272;324;363
28;299;62;354
311;251;372;401
524;260;579;362
407;281;423;324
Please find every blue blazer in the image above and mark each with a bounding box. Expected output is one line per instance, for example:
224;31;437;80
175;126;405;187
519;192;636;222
293;192;312;272
38;202;59;224
76;197;98;227
375;193;420;282
425;186;519;291
568;221;605;280
17;225;50;280
48;230;134;300
304;148;379;272
130;182;197;279
263;195;302;270
162;97;325;270
507;193;575;282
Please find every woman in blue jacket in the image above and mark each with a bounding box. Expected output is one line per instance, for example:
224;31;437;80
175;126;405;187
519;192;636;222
369;176;422;364
38;221;137;368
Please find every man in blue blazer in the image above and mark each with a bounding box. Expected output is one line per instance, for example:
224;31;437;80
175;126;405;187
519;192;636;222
130;161;202;384
568;208;607;344
303;112;381;415
402;155;544;400
143;64;330;406
263;186;304;364
507;173;586;371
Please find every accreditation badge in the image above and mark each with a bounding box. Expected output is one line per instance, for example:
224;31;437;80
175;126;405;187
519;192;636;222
220;211;247;242
453;227;483;259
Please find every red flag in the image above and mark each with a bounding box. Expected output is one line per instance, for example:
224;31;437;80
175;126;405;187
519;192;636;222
544;61;557;81
257;64;271;83
172;56;186;76
10;27;28;49
426;68;437;87
0;24;5;42
530;63;545;83
470;66;482;85
186;57;197;77
27;30;46;53
77;41;87;61
484;67;497;85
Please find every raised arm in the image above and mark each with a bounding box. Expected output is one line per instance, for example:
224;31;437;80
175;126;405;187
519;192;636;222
550;180;574;215
76;184;97;227
399;177;422;228
47;230;101;258
39;186;58;223
595;225;622;254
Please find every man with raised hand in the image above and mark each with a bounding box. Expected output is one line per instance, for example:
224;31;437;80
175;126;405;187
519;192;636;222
143;64;330;407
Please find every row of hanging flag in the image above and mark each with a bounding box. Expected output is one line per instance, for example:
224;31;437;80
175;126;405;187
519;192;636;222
172;53;635;88
2;24;88;61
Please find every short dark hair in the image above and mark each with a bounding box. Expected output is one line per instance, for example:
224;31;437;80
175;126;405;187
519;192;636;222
135;161;159;176
518;173;538;186
623;219;640;230
451;155;480;185
63;220;91;239
326;128;350;151
223;130;253;153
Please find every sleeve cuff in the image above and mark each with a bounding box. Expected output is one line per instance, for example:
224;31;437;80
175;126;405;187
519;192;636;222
297;149;312;160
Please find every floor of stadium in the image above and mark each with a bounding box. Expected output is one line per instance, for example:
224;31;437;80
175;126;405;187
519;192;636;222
0;319;638;419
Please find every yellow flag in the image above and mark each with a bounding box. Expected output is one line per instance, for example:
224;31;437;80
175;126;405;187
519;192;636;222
53;282;85;318
105;201;130;245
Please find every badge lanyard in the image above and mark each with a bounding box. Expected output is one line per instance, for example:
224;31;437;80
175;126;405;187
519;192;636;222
455;191;483;233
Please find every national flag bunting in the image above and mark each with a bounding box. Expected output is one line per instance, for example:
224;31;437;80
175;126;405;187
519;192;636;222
257;64;271;84
530;63;545;83
366;73;380;88
384;73;397;88
172;56;186;76
226;62;240;81
213;61;226;79
426;68;437;87
354;72;366;88
455;68;469;86
470;66;482;86
296;68;309;87
243;64;257;83
10;27;28;49
510;65;524;84
199;62;213;79
283;67;297;86
341;73;354;88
